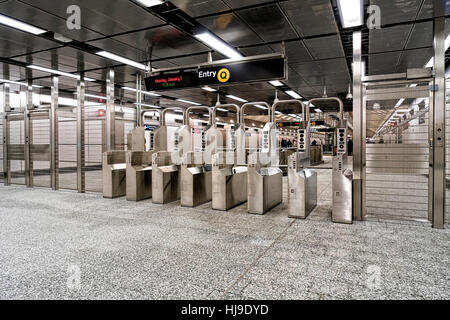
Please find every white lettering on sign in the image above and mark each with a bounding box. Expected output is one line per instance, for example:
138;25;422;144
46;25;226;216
198;70;217;78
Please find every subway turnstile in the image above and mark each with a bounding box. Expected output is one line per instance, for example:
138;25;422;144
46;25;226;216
244;102;282;215
102;150;126;198
273;99;317;219
211;103;248;210
180;106;213;207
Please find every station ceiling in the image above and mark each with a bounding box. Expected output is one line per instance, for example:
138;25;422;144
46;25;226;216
0;0;448;122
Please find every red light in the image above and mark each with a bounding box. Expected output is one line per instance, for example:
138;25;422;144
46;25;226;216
97;109;105;117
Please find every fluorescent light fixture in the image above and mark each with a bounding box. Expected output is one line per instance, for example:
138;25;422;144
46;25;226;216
0;14;46;35
275;111;282;115
84;93;106;100
177;99;201;105
226;95;247;103
202;86;216;92
254;104;268;110
27;65;95;81
216;107;228;112
285;90;302;99
269;80;283;87
134;0;164;7
122;86;160;97
337;0;363;28
0;79;43;88
96;51;148;71
314;108;322;113
194;32;243;60
134;102;160;108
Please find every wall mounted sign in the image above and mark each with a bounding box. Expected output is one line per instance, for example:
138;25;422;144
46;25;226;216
145;57;285;91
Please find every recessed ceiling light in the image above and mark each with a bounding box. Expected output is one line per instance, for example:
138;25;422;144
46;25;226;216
285;90;302;99
27;65;95;81
337;0;363;28
269;80;283;87
0;79;43;88
0;14;46;35
134;0;164;7
202;86;216;92
177;99;201;106
195;32;243;60
122;86;160;97
96;51;148;71
226;95;247;103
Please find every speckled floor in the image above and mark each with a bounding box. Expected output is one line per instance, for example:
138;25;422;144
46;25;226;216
0;170;448;300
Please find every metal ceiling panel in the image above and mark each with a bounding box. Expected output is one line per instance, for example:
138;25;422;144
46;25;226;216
281;0;338;37
87;38;148;62
304;35;344;59
0;0;101;42
0;26;57;58
108;25;209;59
405;21;433;50
397;47;433;71
239;45;274;56
197;13;263;47
236;4;297;42
369;0;422;25
167;54;209;66
369;24;412;54
223;0;273;9
417;0;450;19
285;41;313;64
19;0;165;36
171;0;229;17
368;52;402;75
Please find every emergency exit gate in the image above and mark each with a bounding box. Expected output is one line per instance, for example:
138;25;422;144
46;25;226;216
362;75;433;222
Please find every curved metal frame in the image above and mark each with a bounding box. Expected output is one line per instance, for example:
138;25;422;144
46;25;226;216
271;99;306;123
212;103;241;126
185;106;213;126
140;109;161;126
307;97;344;123
240;102;272;124
160;107;185;126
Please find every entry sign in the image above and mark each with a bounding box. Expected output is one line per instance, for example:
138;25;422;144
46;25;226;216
145;57;285;91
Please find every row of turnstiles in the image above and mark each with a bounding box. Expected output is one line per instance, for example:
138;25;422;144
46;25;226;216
103;97;353;224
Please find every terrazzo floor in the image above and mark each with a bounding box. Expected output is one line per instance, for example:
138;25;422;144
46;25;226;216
0;169;448;300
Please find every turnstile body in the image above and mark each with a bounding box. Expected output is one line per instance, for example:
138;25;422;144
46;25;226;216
332;127;353;224
248;165;283;215
287;155;317;219
287;127;317;218
126;151;153;201
180;164;212;207
332;154;353;224
212;165;248;210
152;151;180;204
102;151;126;198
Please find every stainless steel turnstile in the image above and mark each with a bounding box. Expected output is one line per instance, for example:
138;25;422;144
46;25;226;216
272;99;318;219
211;103;248;210
243;102;283;215
126;151;153;201
309;98;353;224
180;106;214;207
152;108;185;204
102;150;126;198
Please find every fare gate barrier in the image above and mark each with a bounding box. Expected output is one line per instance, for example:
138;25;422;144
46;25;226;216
244;102;283;215
211;103;248;211
152;108;185;204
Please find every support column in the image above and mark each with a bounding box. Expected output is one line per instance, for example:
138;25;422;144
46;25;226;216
2;67;10;185
24;79;32;187
50;75;59;190
105;68;115;151
432;14;446;229
136;73;142;127
77;73;85;193
352;31;363;221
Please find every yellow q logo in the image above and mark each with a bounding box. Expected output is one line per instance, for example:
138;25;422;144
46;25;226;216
217;68;230;83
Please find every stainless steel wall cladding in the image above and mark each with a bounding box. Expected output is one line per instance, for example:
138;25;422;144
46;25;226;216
364;83;430;222
445;78;450;225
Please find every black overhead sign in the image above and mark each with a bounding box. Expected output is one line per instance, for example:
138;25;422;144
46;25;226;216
145;57;285;91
